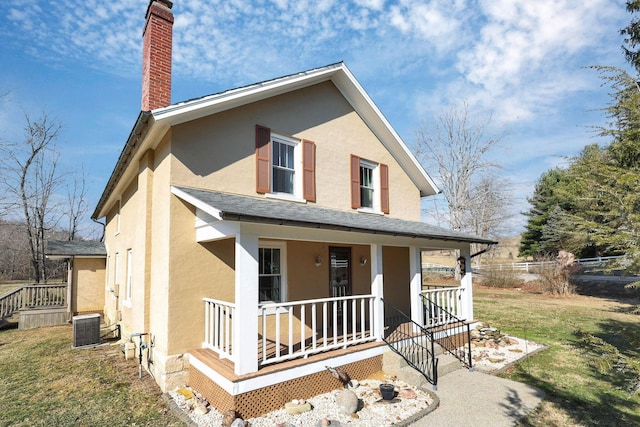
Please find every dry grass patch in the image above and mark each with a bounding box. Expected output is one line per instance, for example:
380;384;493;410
0;323;183;426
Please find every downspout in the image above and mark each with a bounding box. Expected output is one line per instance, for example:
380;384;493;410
92;218;106;243
66;257;74;321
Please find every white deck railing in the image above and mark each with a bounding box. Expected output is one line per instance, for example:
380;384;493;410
258;294;376;366
203;298;235;362
420;286;465;327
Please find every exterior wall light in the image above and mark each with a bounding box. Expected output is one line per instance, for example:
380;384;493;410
360;256;367;267
315;256;322;267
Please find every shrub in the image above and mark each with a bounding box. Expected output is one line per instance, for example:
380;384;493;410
477;268;523;288
538;251;580;296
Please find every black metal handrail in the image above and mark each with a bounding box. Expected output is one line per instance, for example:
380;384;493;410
381;299;438;388
421;294;473;369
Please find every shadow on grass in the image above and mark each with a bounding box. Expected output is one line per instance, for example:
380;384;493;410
509;365;640;427
591;317;640;357
514;317;640;426
572;275;640;303
0;320;18;332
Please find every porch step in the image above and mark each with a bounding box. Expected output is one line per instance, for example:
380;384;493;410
382;348;463;390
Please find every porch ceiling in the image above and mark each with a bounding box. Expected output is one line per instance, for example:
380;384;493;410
171;186;496;245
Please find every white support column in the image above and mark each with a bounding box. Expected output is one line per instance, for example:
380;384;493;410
460;246;473;321
370;244;384;341
409;246;423;331
233;231;259;375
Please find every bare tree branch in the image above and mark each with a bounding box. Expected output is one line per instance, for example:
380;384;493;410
1;112;63;283
415;102;514;242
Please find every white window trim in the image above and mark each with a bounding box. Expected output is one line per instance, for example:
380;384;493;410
258;241;287;313
269;133;305;201
358;159;383;214
266;192;307;204
105;255;111;290
115;199;121;236
123;249;133;308
112;252;120;301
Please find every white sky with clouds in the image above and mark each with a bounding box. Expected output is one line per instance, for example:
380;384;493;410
0;0;632;236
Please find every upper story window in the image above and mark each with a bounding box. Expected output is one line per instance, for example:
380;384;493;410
351;154;389;214
359;159;376;209
256;125;315;203
271;134;299;195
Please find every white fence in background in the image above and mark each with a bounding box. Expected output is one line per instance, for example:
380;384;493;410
472;256;625;273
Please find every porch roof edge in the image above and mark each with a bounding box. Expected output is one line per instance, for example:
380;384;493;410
171;186;497;245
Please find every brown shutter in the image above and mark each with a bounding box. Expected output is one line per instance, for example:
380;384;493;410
380;163;389;214
302;139;316;202
255;125;271;194
350;155;361;209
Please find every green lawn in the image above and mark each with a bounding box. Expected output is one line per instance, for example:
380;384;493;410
0;324;183;427
474;286;640;426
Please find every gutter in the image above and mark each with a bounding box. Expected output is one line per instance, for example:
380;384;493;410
91;111;153;220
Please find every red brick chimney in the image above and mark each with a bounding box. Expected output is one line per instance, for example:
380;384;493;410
141;0;174;111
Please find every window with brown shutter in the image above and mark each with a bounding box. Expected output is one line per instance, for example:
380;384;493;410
256;125;316;202
351;155;389;214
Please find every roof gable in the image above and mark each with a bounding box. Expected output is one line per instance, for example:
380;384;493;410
93;62;439;219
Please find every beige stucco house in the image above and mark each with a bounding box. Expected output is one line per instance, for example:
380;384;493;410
62;0;496;418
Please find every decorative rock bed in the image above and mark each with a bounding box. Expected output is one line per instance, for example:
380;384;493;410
469;323;545;374
169;373;437;426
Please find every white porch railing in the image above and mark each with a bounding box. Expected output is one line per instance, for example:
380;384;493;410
203;298;235;362
420;286;465;328
258;294;376;366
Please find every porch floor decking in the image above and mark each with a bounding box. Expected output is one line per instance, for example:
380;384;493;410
190;340;386;383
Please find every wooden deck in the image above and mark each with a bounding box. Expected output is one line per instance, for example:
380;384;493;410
190;339;385;383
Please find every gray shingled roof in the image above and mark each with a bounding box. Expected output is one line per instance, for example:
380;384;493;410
46;240;106;257
173;186;496;245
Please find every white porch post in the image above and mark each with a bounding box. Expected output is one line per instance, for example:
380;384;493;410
370;244;384;341
460;246;473;320
409;246;423;331
233;231;259;375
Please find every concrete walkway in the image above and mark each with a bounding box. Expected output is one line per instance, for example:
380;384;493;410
411;369;546;426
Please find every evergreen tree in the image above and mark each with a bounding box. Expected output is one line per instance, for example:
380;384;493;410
621;0;640;75
519;168;569;258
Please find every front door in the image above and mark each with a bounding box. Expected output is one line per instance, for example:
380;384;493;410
329;247;351;297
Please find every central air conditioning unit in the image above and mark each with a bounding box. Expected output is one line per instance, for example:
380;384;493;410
72;313;101;348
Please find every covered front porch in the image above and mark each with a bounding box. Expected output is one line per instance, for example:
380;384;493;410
200;283;471;373
188;284;473;418
171;186;492;416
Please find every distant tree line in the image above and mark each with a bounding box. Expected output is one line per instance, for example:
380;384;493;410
0;220;67;282
519;1;640;276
